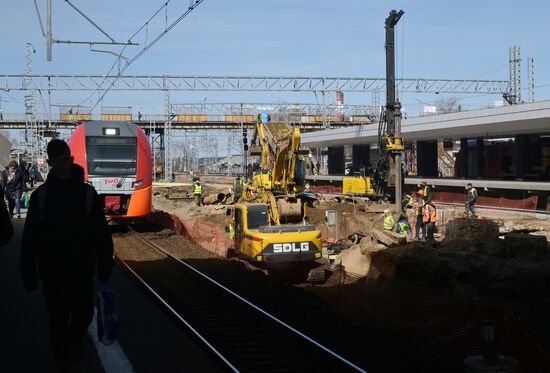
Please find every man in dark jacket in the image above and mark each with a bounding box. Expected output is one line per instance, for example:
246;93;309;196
3;160;27;218
0;187;13;245
20;139;114;370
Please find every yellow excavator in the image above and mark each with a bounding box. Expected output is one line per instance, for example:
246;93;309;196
226;115;323;267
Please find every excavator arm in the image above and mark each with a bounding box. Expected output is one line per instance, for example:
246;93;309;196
244;115;306;225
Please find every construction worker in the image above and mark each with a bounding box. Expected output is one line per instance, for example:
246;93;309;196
413;190;426;241
420;179;430;200
465;183;478;218
192;179;203;206
423;200;438;240
225;220;235;240
383;209;395;231
189;170;195;183
232;175;243;203
396;213;411;238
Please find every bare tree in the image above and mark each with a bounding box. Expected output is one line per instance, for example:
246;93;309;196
434;97;461;114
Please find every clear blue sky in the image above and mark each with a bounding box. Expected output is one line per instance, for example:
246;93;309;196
1;0;550;116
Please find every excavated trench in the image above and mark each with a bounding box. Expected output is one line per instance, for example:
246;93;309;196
148;210;232;257
145;190;550;371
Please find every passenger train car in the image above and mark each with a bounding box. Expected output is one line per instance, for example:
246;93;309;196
68;121;152;219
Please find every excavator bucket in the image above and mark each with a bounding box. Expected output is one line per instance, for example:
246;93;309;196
277;198;302;223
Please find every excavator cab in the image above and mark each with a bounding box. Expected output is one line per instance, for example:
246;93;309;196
228;203;322;264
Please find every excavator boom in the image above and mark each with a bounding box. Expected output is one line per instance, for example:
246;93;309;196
244;115;307;224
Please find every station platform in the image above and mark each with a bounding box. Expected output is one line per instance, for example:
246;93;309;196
0;220;222;373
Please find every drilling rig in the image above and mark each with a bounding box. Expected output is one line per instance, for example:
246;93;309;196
373;9;405;211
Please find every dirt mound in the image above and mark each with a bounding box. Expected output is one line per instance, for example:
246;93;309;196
444;218;499;249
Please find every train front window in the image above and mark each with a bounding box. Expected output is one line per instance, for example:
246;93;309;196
86;136;137;176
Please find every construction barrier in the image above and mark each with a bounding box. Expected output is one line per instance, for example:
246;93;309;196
224;115;254;123
176;114;208;123
431;191;539;211
100;114;132;121
60;113;92;121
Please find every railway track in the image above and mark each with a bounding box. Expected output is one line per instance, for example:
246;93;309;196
116;228;366;372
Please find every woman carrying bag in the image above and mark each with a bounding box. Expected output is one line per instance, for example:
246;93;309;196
4;161;27;219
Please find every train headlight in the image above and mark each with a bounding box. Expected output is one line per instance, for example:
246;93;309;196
103;128;119;136
132;180;144;188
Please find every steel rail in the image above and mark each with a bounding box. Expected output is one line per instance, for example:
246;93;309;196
127;227;367;372
116;254;239;372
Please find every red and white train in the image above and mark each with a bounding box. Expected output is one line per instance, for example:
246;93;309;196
68;121;152;219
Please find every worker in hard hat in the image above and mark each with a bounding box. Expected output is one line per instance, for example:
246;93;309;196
192;178;203;206
413;190;426;241
420;179;430;200
465;183;478;218
396;213;411;238
232;175;243;203
383;209;395;231
422;199;438;240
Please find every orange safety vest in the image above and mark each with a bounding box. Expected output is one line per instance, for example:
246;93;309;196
422;203;437;223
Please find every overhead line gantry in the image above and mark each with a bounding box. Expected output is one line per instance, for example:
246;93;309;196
1;74;510;94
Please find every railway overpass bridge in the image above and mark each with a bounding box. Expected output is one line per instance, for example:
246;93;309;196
0;102;376;131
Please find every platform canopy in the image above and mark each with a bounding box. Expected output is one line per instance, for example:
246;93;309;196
302;100;550;147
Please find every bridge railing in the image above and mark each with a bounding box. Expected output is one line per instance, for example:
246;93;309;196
0;112;374;125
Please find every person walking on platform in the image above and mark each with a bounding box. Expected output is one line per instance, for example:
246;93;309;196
193;178;203;206
413;190;426;241
28;163;37;188
20;139;114;371
232;175;243;203
423;200;438;241
3;160;27;219
0;187;13;246
465;183;478;218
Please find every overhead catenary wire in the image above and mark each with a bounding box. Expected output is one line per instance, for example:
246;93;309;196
403;82;550;109
64;0;116;42
36;89;51;124
33;0;46;37
78;0;184;107
473;63;508;79
403;62;511;111
88;0;206;112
